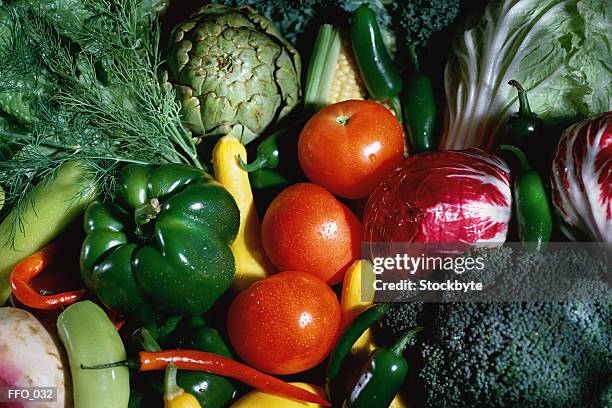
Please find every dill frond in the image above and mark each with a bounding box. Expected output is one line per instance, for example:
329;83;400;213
0;0;202;228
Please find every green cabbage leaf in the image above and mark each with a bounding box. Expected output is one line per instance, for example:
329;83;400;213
441;0;612;150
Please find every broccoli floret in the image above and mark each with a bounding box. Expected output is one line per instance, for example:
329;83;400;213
221;0;319;45
379;248;612;407
391;0;460;49
220;0;395;50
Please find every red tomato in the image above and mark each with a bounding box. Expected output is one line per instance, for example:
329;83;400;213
298;100;404;199
261;183;361;286
227;271;341;375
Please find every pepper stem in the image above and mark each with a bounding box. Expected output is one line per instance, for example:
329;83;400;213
80;360;137;370
238;154;268;172
389;96;403;126
508;80;532;115
164;363;185;402
408;44;421;74
133;327;162;352
390;326;422;357
134;198;161;227
499;144;531;174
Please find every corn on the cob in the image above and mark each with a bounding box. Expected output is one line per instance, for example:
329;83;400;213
328;30;367;104
304;25;367;112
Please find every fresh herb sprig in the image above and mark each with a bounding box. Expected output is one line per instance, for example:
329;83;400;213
0;0;201;217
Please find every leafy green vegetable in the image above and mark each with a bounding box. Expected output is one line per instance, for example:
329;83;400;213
441;0;612;150
0;0;201;225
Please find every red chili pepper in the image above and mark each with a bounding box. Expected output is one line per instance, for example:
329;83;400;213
10;242;85;310
83;350;331;406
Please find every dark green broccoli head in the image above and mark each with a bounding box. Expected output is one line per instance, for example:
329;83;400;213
424;302;610;407
378;247;612;407
221;0;396;51
391;0;460;49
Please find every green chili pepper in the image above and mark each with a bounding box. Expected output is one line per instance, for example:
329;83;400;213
239;117;309;173
326;303;391;404
402;47;436;153
499;144;553;251
343;327;422;408
135;322;236;408
351;5;403;119
249;168;292;189
505;80;543;146
238;129;281;172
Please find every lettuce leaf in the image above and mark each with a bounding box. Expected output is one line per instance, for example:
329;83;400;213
441;0;612;150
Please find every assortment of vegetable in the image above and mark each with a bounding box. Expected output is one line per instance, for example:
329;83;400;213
0;0;609;407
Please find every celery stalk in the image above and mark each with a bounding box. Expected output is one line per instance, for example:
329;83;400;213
303;24;341;112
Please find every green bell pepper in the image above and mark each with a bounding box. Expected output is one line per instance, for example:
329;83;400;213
80;163;240;322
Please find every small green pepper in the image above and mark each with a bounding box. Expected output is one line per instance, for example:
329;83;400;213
238;129;281;172
239;117;309;173
351;5;403;119
343;327;422;408
505;80;543;146
249;168;292;189
402;47;436;153
326;303;391;405
499;144;553;251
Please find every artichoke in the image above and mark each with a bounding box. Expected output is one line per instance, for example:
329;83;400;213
166;4;301;145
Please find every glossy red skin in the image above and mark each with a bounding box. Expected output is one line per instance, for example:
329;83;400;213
298;100;404;199
226;271;341;375
261;183;361;286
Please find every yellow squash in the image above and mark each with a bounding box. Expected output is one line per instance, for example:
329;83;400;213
212;135;274;291
231;382;325;408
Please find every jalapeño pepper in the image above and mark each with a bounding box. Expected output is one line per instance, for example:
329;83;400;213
343;327;422;408
499;144;553;251
402;46;436;153
326;303;391;405
238;129;281;172
505;80;543;146
351;5;403;119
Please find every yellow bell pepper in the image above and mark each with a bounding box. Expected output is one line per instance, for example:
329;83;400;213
212;135;274;291
230;382;326;408
164;364;202;408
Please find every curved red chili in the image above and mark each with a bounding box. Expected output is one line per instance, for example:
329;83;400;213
10;242;85;310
